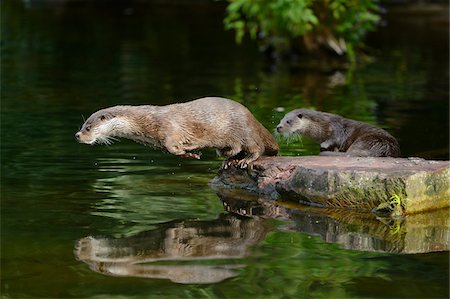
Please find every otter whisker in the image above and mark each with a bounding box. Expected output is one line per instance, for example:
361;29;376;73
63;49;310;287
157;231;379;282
291;133;303;146
95;136;113;146
274;132;304;147
287;134;296;146
273;130;284;143
100;136;119;146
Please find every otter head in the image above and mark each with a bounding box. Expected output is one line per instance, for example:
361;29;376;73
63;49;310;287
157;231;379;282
276;109;328;143
276;109;309;137
75;108;122;145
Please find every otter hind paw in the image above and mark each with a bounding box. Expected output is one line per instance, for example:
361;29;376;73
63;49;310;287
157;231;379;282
236;160;248;169
223;157;251;169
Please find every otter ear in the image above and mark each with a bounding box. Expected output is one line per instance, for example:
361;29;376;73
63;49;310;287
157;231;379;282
100;113;115;120
297;113;303;119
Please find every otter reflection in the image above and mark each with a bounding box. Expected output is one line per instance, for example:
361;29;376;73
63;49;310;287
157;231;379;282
75;214;269;284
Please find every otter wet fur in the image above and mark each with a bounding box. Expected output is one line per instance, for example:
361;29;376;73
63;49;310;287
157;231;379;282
276;109;401;157
75;97;279;168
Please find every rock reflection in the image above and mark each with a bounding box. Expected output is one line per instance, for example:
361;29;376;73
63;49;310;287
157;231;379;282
217;188;450;254
75;214;269;284
75;189;448;283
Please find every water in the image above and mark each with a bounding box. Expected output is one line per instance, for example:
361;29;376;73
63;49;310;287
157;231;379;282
1;1;449;298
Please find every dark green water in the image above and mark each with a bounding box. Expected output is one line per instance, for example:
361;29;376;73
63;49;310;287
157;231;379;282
2;1;449;298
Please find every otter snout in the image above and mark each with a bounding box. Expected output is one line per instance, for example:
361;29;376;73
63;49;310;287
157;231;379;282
75;130;95;144
276;124;289;134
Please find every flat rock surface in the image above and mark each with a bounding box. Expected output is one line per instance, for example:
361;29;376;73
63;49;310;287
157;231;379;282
210;156;450;214
246;156;446;172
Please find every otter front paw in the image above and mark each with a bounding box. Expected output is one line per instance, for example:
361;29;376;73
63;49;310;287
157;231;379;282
180;152;202;159
221;159;237;170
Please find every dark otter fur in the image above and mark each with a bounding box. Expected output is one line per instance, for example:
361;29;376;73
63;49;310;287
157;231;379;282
75;97;279;167
276;109;401;157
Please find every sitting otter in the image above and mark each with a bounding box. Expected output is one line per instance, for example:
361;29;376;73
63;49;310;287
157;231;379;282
75;97;279;168
276;109;401;157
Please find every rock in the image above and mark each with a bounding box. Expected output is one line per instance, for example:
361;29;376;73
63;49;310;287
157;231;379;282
210;156;450;215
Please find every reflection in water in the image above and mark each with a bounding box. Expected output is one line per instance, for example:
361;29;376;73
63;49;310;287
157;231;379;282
216;188;450;254
75;186;448;285
75;214;269;284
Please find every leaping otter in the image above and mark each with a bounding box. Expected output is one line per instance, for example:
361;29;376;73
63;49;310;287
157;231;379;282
76;97;279;168
276;109;401;157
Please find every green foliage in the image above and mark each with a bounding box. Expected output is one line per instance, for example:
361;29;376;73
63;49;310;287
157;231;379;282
224;0;381;59
374;192;406;218
389;193;405;217
329;0;381;42
225;0;318;43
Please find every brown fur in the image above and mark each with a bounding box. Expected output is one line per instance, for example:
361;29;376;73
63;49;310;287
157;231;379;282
276;109;401;157
76;97;279;167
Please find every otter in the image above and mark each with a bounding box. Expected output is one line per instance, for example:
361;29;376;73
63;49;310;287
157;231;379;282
276;109;401;157
75;97;279;168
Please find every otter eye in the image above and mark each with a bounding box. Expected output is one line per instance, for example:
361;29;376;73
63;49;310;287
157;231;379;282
85;125;91;132
286;120;292;125
297;114;303;119
100;115;106;121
